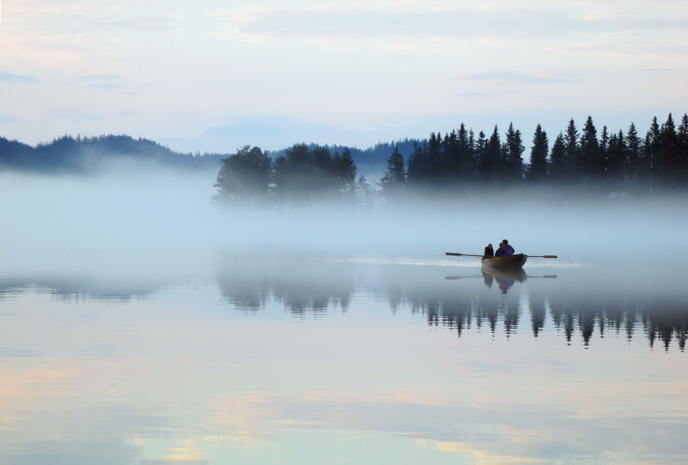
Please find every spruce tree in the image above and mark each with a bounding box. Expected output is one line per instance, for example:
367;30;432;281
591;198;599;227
214;146;272;204
505;122;525;180
606;130;627;182
480;126;501;179
600;126;609;174
549;132;567;182
474;131;488;178
442;129;459;183
355;175;371;205
564;119;579;178
678;114;688;185
625;123;641;180
406;141;427;186
456;123;472;181
379;146;406;194
528;124;549;181
642;116;662;190
580;116;601;178
657;113;679;185
427;132;441;179
334;147;357;191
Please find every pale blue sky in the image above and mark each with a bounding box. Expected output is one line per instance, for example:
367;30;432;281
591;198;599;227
0;0;686;152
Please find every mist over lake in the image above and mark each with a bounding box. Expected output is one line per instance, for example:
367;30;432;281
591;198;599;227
0;166;687;464
4;0;688;460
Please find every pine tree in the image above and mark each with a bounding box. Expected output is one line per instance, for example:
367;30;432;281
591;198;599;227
427;132;442;179
504;122;525;180
606;130;627;182
600;125;609;174
580;116;601;178
678;114;688;185
642;116;662;190
355;175;371;205
214;146;272;204
564;118;579;179
474;131;488;178
407;141;428;186
379;146;406;194
625;123;641;180
528;124;549;181
479;126;501;179
334;147;356;190
455;123;473;182
442;129;459;183
658;113;678;184
549;132;566;181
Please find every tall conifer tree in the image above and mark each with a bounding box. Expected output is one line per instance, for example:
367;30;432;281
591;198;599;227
528;124;549;181
625;123;641;179
480;126;501;179
505;122;525;180
580;116;601;178
564;119;579;179
380;146;407;194
549;133;567;181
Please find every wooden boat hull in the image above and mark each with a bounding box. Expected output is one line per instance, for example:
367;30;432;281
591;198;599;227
481;254;527;269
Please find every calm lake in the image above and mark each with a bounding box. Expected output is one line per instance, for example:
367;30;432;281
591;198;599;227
0;254;686;464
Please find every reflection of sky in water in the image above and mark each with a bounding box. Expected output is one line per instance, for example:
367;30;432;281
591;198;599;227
0;258;687;464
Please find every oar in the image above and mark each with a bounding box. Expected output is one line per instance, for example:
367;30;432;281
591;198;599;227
445;252;558;259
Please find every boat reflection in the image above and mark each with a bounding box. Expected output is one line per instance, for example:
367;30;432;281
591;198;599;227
447;268;554;294
481;267;527;294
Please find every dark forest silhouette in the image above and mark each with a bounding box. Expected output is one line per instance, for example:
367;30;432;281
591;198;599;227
0;134;225;173
214;113;688;205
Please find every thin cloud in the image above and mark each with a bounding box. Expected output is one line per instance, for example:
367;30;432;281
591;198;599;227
462;72;567;84
70;112;106;123
213;6;597;41
0;116;19;125
0;72;40;83
78;75;123;81
89;83;123;89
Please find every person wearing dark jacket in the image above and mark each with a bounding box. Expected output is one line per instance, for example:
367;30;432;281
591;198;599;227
495;239;515;257
484;243;494;258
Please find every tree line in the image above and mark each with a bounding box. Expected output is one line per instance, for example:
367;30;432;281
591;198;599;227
380;113;688;195
214;113;688;205
214;143;372;206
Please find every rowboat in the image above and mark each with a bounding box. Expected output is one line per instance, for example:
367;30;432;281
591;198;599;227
481;254;527;269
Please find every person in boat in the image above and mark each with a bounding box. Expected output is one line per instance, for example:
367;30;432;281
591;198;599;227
484;243;494;258
495;239;515;257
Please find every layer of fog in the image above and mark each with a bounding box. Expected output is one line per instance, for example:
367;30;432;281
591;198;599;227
1;167;687;282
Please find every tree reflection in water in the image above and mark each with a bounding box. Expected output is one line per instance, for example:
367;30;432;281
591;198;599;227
216;256;688;352
216;253;355;315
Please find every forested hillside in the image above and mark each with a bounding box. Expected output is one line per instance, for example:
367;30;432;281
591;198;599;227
0;135;225;174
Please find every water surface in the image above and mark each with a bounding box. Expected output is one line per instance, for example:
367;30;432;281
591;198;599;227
0;255;686;464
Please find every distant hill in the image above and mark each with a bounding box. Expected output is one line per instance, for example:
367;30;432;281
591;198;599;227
0;135;226;174
0;134;424;178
